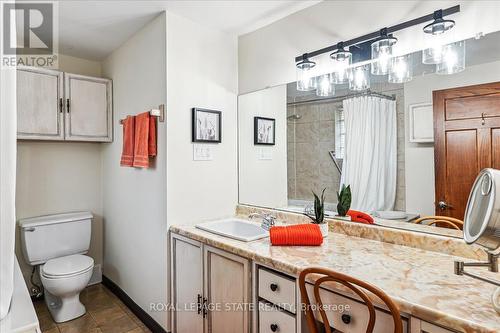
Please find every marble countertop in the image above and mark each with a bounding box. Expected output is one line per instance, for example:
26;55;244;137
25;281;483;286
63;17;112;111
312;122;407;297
170;223;500;333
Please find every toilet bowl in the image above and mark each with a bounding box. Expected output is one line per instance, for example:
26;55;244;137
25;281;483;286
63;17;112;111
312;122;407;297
40;254;94;323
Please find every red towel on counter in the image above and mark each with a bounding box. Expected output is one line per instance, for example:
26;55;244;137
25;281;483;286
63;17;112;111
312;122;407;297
270;224;323;246
133;112;157;168
120;116;135;167
347;210;374;224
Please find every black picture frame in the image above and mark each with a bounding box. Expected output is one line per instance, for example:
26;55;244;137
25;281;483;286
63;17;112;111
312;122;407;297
254;116;276;145
192;108;222;143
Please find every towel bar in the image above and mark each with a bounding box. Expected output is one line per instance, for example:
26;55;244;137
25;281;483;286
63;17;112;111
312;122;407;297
119;104;165;124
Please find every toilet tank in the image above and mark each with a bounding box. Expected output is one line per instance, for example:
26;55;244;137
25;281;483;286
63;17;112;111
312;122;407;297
18;212;92;266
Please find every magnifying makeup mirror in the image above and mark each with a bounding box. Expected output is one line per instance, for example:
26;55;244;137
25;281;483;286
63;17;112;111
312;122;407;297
455;168;500;314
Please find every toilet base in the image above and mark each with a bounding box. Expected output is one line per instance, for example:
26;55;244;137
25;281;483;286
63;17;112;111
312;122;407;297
45;290;86;323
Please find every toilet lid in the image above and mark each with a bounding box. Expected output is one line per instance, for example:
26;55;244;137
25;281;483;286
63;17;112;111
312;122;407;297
42;254;94;277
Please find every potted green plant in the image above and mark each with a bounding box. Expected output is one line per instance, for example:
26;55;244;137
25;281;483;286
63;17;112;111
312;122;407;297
337;184;352;218
305;188;329;237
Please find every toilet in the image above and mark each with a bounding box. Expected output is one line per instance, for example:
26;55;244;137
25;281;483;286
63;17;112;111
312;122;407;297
19;212;94;323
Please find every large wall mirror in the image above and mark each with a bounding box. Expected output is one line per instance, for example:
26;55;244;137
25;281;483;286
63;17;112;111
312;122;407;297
238;31;500;238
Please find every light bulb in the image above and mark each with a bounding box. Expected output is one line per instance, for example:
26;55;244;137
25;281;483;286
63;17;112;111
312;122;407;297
371;30;397;75
349;65;370;91
436;41;465;75
330;44;352;84
316;74;335;97
389;54;413;83
296;56;317;91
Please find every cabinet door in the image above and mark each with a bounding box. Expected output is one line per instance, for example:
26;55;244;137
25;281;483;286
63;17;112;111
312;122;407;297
17;67;64;140
204;246;250;333
171;234;204;333
64;73;112;142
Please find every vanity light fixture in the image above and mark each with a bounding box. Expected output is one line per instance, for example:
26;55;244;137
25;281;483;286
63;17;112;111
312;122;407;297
316;74;335;97
296;53;317;91
422;9;456;64
330;42;352;84
436;40;465;75
388;54;413;83
349;65;370;91
371;28;397;75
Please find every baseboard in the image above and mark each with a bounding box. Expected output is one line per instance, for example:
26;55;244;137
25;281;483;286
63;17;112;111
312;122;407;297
102;275;167;333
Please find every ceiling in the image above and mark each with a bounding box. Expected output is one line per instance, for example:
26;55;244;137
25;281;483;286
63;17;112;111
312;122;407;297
54;0;321;60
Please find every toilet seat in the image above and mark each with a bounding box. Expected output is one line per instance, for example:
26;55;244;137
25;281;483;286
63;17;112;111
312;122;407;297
42;254;94;279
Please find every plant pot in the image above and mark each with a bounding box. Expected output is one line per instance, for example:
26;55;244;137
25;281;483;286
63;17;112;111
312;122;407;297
319;223;329;238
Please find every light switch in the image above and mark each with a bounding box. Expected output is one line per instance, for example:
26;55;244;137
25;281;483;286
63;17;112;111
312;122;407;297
193;144;213;161
258;148;273;160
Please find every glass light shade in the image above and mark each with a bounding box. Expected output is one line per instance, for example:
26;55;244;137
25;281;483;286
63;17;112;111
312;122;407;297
422;32;446;64
296;59;317;91
436;40;465;75
349;65;370;91
389;54;413;83
316;74;335;97
330;50;352;84
371;37;396;75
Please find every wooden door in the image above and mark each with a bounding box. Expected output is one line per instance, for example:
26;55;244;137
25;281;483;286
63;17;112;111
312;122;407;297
171;234;204;333
17;67;64;140
434;81;500;219
204;246;250;333
64;73;112;142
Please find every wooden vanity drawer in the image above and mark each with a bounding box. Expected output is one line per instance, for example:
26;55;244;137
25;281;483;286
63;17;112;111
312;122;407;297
305;283;408;333
258;268;296;313
258;302;296;333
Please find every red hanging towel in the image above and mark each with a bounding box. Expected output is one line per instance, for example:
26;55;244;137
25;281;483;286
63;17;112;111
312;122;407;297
133;112;151;168
120;116;135;167
148;115;157;157
270;224;323;246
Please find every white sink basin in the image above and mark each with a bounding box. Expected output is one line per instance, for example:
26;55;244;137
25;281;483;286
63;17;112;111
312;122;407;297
195;218;268;242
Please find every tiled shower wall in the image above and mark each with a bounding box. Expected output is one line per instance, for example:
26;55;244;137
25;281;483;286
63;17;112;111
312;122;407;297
287;83;406;211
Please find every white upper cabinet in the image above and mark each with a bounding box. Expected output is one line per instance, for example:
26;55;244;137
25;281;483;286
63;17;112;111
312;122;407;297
17;67;64;140
64;73;112;142
16;67;113;142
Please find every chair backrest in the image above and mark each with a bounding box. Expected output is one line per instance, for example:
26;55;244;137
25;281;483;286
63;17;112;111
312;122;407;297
414;216;463;230
298;267;403;333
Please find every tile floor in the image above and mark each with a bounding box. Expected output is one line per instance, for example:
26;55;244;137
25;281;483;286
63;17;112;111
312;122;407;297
34;284;152;333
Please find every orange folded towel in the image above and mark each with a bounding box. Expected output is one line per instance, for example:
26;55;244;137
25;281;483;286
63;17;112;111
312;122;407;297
270;224;323;246
347;210;374;224
133;112;156;168
120;116;135;167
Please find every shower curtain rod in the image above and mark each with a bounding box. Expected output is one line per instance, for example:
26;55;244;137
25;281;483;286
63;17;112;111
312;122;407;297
287;90;396;107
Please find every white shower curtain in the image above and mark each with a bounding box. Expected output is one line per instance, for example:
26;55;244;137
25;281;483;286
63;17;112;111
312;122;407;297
0;57;17;319
340;96;396;212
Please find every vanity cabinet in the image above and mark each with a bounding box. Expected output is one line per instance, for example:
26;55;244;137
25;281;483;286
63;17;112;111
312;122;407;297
17;67;112;142
410;318;456;333
170;233;251;333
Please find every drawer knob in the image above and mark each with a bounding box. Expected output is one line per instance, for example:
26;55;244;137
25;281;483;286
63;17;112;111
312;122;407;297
270;323;279;332
270;283;278;292
341;314;351;324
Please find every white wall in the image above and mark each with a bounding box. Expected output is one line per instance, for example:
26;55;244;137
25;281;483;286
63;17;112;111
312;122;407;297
238;85;288;208
101;13;167;329
404;60;500;216
239;0;500;94
166;12;238;225
15;55;104;287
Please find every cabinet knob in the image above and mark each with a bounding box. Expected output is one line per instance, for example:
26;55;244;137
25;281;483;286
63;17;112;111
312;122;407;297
341;314;351;324
270;283;278;292
270;323;279;332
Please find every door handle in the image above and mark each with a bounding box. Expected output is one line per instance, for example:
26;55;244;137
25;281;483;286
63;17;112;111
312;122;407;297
202;297;208;318
437;201;453;210
59;98;63;113
66;99;70;113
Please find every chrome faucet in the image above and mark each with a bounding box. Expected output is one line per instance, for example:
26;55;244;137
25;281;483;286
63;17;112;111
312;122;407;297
249;213;276;231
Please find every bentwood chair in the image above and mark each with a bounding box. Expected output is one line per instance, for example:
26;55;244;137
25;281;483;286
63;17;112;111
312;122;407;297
298;267;403;333
414;216;464;230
